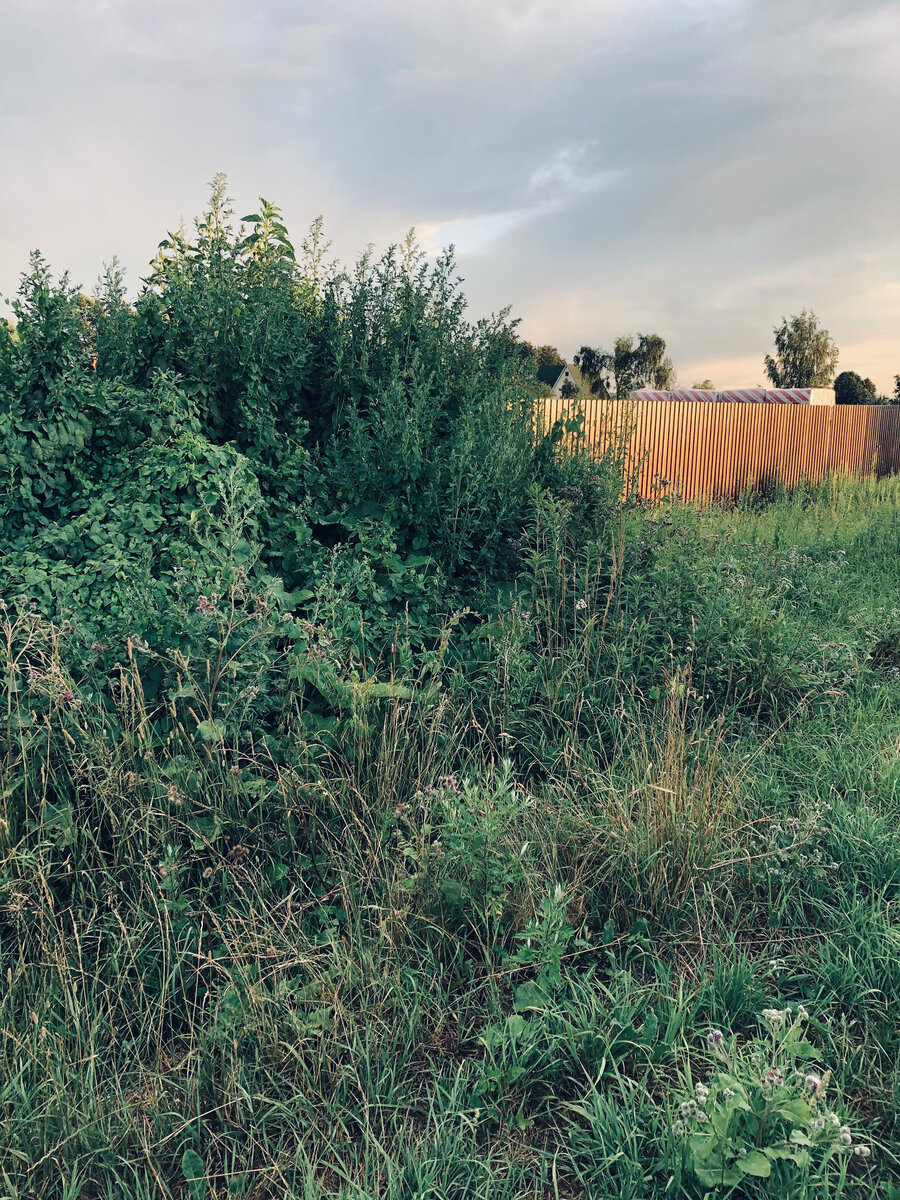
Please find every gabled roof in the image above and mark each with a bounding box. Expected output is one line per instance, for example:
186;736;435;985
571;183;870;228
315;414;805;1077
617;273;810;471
537;363;567;387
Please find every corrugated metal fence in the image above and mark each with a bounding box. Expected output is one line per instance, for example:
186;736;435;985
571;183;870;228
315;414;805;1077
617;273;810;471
541;397;900;502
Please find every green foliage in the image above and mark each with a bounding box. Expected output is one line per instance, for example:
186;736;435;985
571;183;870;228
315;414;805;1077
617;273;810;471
391;762;540;937
2;183;900;1198
519;340;565;370
1;177;544;639
764;309;839;388
573;344;611;397
835;370;878;405
0;252;93;531
677;1009;872;1194
1;477;900;1194
574;332;675;398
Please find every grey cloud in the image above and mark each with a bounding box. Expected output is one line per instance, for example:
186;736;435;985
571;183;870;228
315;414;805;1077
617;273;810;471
1;0;897;389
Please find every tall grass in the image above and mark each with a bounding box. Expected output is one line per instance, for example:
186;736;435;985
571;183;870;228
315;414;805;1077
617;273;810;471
2;474;900;1197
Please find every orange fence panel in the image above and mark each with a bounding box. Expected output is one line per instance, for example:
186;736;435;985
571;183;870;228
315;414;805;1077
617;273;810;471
540;399;900;501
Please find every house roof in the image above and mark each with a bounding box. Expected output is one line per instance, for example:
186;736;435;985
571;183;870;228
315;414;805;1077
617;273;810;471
537;362;584;392
537;363;567;387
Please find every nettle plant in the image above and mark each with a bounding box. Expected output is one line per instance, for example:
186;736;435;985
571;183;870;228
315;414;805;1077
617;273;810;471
675;1007;872;1193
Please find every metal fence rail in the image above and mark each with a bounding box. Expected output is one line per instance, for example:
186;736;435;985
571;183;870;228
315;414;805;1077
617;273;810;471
541;397;900;501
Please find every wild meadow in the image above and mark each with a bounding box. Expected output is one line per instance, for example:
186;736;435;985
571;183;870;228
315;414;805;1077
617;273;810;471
1;180;899;1198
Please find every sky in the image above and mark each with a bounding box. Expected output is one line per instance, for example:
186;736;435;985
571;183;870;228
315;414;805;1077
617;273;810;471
1;0;898;391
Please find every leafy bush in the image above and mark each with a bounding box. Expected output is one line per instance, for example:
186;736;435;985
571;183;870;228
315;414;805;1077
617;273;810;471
1;176;544;645
676;1009;873;1193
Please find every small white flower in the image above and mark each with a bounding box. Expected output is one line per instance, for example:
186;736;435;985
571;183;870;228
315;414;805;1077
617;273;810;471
839;1127;852;1146
695;1084;710;1103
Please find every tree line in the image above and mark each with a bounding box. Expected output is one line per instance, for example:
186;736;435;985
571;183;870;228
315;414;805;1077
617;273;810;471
525;309;899;403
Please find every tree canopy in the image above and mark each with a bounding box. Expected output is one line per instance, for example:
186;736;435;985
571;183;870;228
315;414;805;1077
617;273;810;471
519;341;565;370
834;370;877;405
764;310;839;388
574;333;675;398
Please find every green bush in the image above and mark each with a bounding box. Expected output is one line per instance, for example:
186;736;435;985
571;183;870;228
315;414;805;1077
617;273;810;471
2;182;900;1197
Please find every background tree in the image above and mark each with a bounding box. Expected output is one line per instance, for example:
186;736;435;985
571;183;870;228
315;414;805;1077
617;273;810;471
536;344;564;369
611;333;675;396
635;332;675;390
893;375;900;405
610;336;640;397
518;340;564;371
834;370;877;405
573;345;612;397
692;378;714;389
764;309;839;388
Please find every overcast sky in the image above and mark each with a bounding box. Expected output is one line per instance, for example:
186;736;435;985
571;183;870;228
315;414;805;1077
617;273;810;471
2;0;898;390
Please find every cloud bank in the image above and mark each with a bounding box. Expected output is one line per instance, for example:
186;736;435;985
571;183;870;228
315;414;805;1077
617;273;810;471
1;0;897;389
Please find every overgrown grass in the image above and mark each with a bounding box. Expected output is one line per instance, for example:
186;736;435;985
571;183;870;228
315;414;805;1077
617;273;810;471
1;473;899;1198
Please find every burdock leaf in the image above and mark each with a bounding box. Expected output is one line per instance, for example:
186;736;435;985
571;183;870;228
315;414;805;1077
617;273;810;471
738;1150;772;1177
181;1147;207;1200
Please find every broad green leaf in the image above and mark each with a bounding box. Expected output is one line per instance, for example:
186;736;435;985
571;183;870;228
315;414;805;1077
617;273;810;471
695;1166;743;1187
640;1009;658;1045
783;1040;819;1059
738;1150;772;1178
196;719;226;742
504;1015;529;1039
711;1109;733;1137
514;980;550;1012
780;1098;812;1122
181;1148;207;1200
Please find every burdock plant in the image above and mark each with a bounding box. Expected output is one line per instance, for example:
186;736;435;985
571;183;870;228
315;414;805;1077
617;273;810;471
674;1006;872;1192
